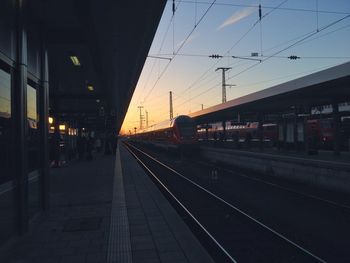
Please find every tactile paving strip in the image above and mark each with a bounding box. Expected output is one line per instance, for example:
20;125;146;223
107;146;132;263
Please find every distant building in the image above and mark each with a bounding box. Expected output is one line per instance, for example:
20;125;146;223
311;102;350;115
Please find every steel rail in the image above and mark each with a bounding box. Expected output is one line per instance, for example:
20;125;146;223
125;142;327;263
124;143;237;263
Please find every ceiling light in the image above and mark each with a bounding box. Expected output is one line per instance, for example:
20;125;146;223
70;56;81;66
96;99;100;103
87;84;94;91
59;124;66;131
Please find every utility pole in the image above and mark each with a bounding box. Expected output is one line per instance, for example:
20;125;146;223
146;110;149;128
169;91;173;120
134;127;137;135
137;106;144;130
201;104;204;110
215;67;235;103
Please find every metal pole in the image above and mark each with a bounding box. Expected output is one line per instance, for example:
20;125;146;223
14;0;29;234
169;91;173;120
39;25;50;210
137;106;143;130
293;106;298;151
303;106;310;154
332;102;341;156
215;67;232;103
258;113;264;150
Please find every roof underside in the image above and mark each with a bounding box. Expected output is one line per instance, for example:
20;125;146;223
29;0;166;132
189;62;350;123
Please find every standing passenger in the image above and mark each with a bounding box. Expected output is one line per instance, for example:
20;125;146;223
95;137;102;153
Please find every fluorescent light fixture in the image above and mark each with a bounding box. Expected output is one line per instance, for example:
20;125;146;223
87;84;94;91
70;56;81;66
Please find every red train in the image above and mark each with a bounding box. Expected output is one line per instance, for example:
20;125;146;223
197;121;278;143
132;115;197;150
197;118;350;150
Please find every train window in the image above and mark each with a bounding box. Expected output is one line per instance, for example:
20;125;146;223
0;68;12;184
320;119;332;129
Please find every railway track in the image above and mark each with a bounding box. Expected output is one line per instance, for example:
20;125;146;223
124;142;326;263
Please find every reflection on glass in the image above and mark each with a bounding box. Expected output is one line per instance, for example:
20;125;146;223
0;69;11;118
0;69;11;184
27;84;37;125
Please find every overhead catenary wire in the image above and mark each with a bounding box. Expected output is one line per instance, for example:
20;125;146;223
135;1;350;128
134;0;183;105
171;0;350;15
170;0;285;100
222;14;350;86
141;0;217;104
176;14;350;108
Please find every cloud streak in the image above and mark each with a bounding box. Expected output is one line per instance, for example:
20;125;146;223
176;33;199;49
217;7;255;30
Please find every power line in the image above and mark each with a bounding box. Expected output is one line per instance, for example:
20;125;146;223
175;14;350;109
145;0;281;104
135;0;183;104
142;0;217;104
149;52;350;60
137;1;350;122
171;0;350;15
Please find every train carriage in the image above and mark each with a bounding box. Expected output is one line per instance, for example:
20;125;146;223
133;115;197;151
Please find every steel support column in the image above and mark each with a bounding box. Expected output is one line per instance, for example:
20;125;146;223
282;117;287;150
205;122;209;141
293;107;298;151
13;0;28;234
258;113;264;150
332;102;341;156
38;29;50;210
303;106;310;154
222;120;226;141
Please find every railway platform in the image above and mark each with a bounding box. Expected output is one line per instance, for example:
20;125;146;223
0;144;212;263
200;144;350;194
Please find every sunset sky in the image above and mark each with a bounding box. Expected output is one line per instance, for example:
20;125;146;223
120;0;350;135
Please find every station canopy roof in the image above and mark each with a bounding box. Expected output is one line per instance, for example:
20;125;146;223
189;62;350;123
28;0;166;131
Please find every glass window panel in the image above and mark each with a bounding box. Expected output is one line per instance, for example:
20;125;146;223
0;68;12;184
0;69;11;117
27;84;37;123
27;84;39;172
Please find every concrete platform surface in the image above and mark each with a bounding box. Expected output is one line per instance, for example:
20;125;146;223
0;144;213;263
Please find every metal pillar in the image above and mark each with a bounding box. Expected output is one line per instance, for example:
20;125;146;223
222;120;226;141
205;123;209;141
38;27;50;210
303;107;310;154
169;91;173;120
216;67;231;103
138;106;143;130
13;0;28;234
332;102;341;156
258;113;264;150
53;113;60;167
293;107;298;151
282;117;287;150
